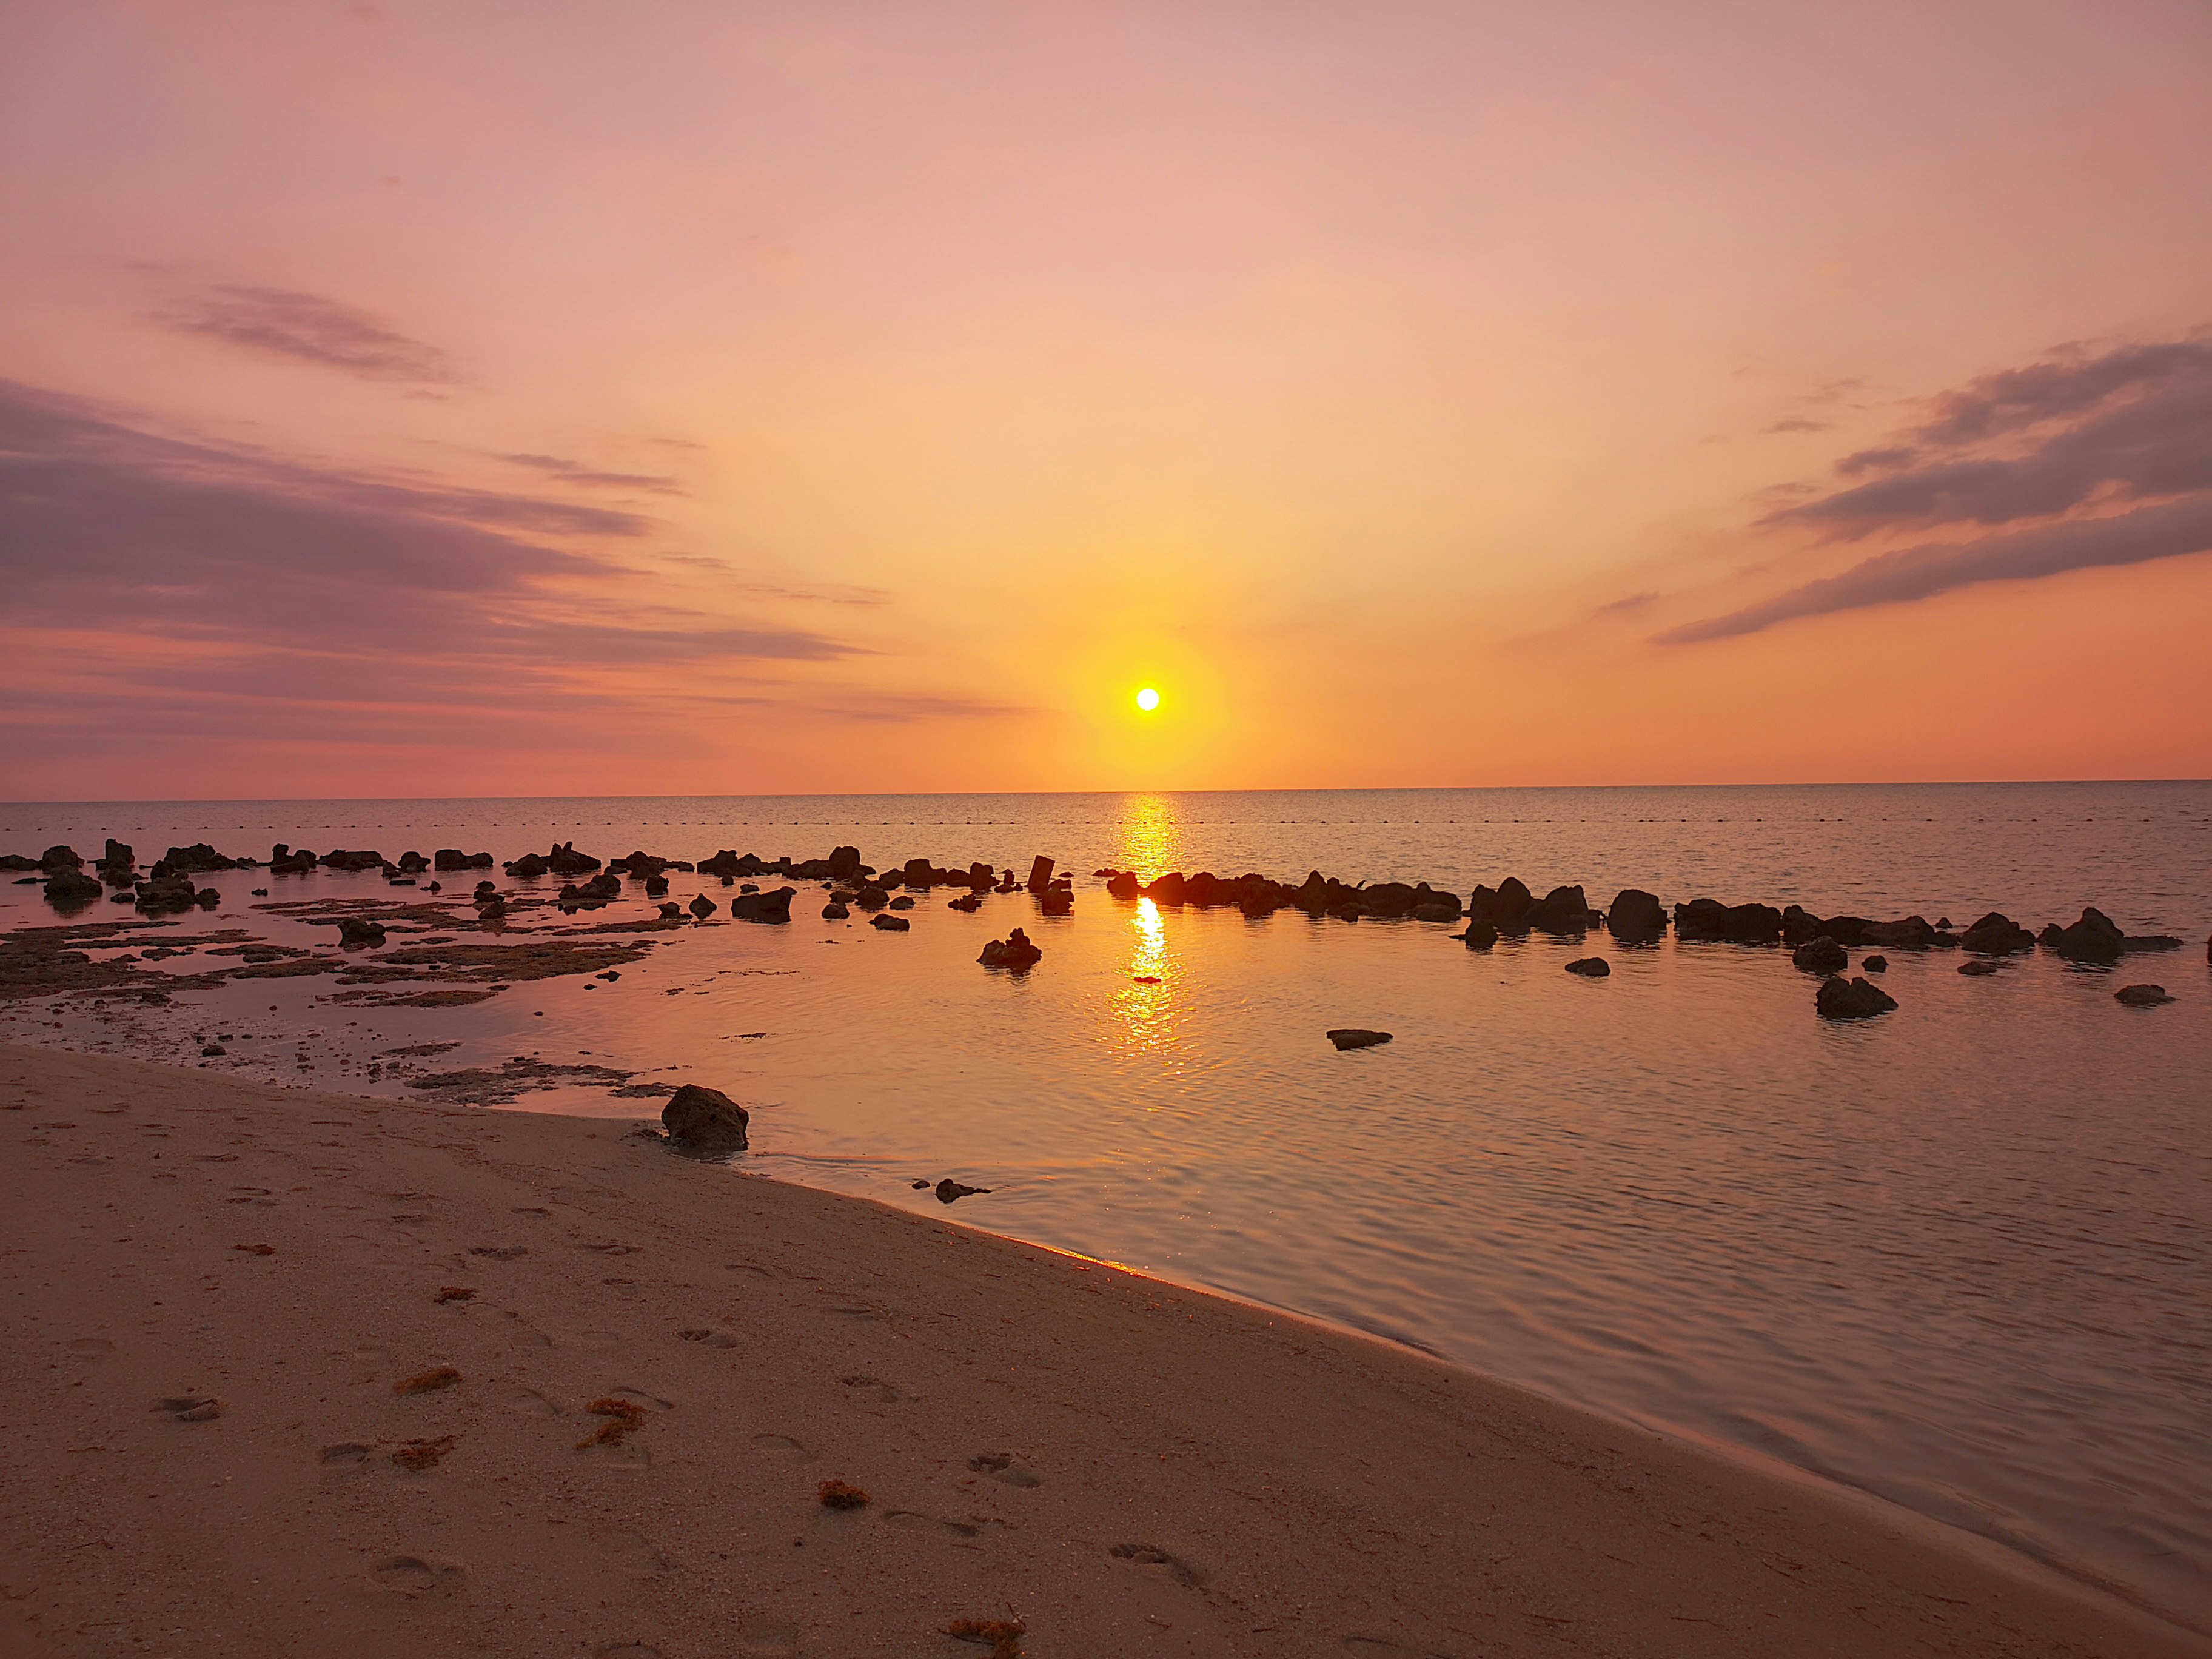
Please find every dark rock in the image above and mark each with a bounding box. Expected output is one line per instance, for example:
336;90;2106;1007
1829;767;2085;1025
870;913;910;932
319;850;386;872
1674;899;1783;944
159;843;237;873
1026;856;1056;893
645;876;670;898
1606;890;1667;942
1862;954;1888;973
657;901;684;920
0;854;39;871
889;895;915;910
828;845;863;881
2114;984;2173;1008
1457;920;1498;950
947;893;980;913
40;845;84;872
43;870;103;906
133;874;201;914
1409;900;1462;923
1524;885;1592;934
1324;1028;1393;1051
1038;888;1073;916
1960;912;2035;955
396;850;430;873
730;886;796;923
1863;916;1943;950
196;889;220;910
853;886;889;911
688;895;717;920
978;928;1041;970
1105;871;1141;900
1816;976;1897;1020
662;1084;749;1151
935;1178;988;1204
822;901;849;919
434;849;494;871
1781;905;1819;945
335;918;387;948
1469;878;1534;931
1792;936;1848;974
2123;934;2183;953
2051;908;2127;964
1564;957;1610;977
1958;959;2000;977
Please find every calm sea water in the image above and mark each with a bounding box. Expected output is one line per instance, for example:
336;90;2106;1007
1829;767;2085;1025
4;784;2208;1629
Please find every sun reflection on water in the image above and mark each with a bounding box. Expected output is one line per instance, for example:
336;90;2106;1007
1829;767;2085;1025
1116;793;1185;884
1111;790;1183;1057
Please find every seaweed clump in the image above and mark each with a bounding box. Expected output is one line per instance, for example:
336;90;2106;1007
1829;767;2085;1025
576;1396;646;1450
817;1478;871;1510
392;1366;462;1396
392;1435;455;1470
943;1618;1025;1657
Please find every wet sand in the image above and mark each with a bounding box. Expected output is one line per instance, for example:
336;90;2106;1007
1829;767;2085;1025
1;1043;2200;1658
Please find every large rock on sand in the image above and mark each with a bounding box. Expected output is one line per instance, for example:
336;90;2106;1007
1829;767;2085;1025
662;1085;749;1151
1816;976;1897;1021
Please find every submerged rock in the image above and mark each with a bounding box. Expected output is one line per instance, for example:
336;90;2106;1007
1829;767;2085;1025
335;918;387;948
2114;984;2173;1008
1791;936;1848;974
730;886;796;924
688;895;717;919
1958;959;2000;977
1456;920;1498;950
1674;899;1783;945
1563;957;1610;978
1325;1028;1393;1051
662;1084;749;1151
1862;954;1888;973
1816;976;1897;1021
935;1178;989;1204
870;913;910;932
821;901;850;920
42;870;102;907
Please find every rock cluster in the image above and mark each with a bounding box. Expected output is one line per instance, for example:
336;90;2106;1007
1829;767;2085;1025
977;928;1041;970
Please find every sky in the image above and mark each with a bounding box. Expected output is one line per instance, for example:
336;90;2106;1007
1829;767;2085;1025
2;0;2209;798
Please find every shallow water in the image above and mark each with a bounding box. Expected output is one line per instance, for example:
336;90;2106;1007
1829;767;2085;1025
4;783;2208;1627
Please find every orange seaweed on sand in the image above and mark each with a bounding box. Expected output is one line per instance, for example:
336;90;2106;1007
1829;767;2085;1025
817;1478;870;1510
433;1286;475;1303
232;1243;275;1255
575;1396;646;1450
943;1617;1026;1657
392;1435;455;1470
393;1366;462;1395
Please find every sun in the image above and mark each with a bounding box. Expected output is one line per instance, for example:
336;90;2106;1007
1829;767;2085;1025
1134;686;1161;713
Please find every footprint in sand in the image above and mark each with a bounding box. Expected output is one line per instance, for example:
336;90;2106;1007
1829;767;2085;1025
677;1327;740;1349
840;1374;902;1404
968;1452;1041;1487
320;1443;373;1465
370;1555;466;1595
65;1337;115;1359
493;1382;563;1417
884;1510;981;1540
750;1433;808;1459
734;1617;802;1657
1341;1640;1458;1658
590;1646;665;1659
1110;1541;1208;1588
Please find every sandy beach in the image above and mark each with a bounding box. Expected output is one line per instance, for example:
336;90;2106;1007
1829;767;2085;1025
1;1041;2200;1659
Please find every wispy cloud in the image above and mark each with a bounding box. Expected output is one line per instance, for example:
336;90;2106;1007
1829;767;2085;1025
152;284;457;384
0;380;860;699
496;452;686;494
1660;331;2212;643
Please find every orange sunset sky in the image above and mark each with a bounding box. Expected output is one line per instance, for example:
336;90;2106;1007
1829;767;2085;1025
3;1;2209;799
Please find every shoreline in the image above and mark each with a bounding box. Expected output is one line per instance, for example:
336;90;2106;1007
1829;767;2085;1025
4;1044;2202;1657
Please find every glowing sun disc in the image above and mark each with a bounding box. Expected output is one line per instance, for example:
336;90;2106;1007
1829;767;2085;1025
1135;687;1161;712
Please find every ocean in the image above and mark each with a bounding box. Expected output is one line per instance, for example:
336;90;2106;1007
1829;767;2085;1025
3;783;2207;1629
